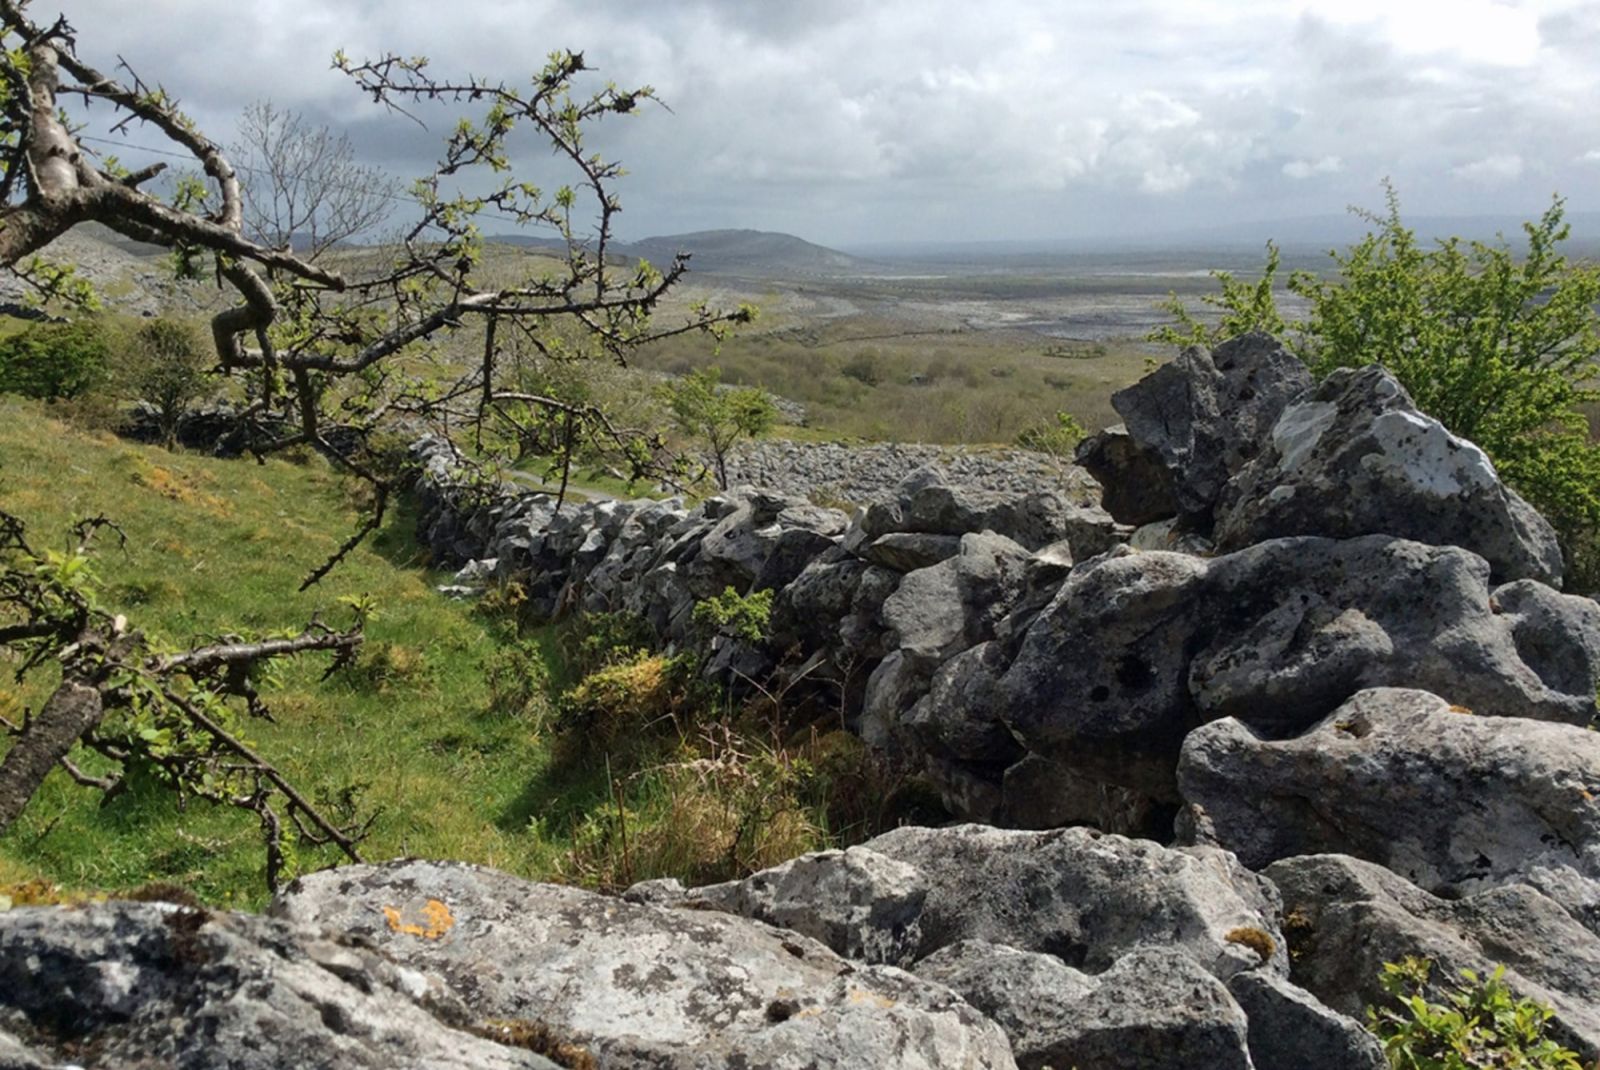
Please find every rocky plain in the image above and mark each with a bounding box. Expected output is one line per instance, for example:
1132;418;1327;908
4;332;1599;1068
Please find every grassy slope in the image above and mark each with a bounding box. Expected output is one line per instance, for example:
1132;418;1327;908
0;398;593;907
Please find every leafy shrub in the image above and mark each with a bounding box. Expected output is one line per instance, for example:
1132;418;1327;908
658;367;777;489
1367;957;1584;1070
120;317;213;447
1155;186;1600;592
841;350;882;386
484;641;553;723
691;586;773;645
1015;410;1087;458
0;318;110;399
556;651;699;743
558;611;656;677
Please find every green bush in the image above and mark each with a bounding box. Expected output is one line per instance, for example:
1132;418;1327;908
1015;410;1087;458
1155;186;1600;592
120;317;212;446
691;586;773;645
1368;957;1584;1069
0;318;110;399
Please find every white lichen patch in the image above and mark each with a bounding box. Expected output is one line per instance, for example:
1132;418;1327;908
1362;410;1497;497
1271;401;1339;474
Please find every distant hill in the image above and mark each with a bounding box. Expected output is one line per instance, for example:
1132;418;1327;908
486;228;872;277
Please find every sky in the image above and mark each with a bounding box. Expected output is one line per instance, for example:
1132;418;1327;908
38;0;1600;248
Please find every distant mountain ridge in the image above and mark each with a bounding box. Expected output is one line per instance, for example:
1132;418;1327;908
486;227;871;276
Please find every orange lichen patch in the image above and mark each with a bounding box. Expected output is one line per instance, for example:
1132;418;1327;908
382;898;455;939
1448;704;1473;715
845;987;896;1010
1224;926;1278;963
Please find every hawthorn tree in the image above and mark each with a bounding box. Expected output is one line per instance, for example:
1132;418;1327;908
0;0;746;884
660;367;777;489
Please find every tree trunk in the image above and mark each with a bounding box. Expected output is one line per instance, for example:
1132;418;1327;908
0;679;104;834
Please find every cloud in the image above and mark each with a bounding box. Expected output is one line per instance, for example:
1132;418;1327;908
1283;156;1344;179
1582;149;1600;163
1452;153;1526;184
32;0;1600;243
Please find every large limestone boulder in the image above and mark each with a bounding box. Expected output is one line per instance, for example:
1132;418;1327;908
1179;688;1600;927
271;859;1017;1069
1214;365;1564;586
0;900;562;1069
881;531;1033;667
1267;853;1600;1059
1002;546;1210;797
1004;536;1599;798
861;824;1287;979
919;941;1256;1070
1110;331;1313;524
1193;536;1600;731
1225;970;1387;1070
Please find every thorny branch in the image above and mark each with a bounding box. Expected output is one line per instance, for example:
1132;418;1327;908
0;509;369;890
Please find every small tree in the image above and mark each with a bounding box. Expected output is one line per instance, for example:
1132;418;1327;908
232;100;399;258
122;317;211;447
661;367;777;489
1154;185;1600;591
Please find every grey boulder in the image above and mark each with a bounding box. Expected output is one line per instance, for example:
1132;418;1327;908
0;900;561;1070
1268;853;1600;1059
1112;331;1313;523
1192;536;1600;732
1075;424;1178;526
653;846;928;968
919;941;1254;1070
271;859;1017;1069
1180;687;1600;926
1226;970;1386;1070
1214;364;1564;586
863;824;1287;979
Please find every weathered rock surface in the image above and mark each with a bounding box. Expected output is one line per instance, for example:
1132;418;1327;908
1110;331;1313;523
881;531;1033;666
1268;853;1600;1059
1004;536;1600;798
1214;364;1564;586
272;859;1018;1069
0;900;562;1070
1002;547;1210;796
1193;536;1599;730
1180;687;1600;926
643;846;928;968
1075;423;1178;526
1226;969;1387;1070
861;824;1287;978
859;465;1112;552
919;941;1254;1070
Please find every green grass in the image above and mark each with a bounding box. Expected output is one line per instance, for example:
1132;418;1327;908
0;397;615;907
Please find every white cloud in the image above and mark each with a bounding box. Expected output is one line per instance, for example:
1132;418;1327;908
1283;156;1344;179
1452;153;1526;184
29;0;1600;242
